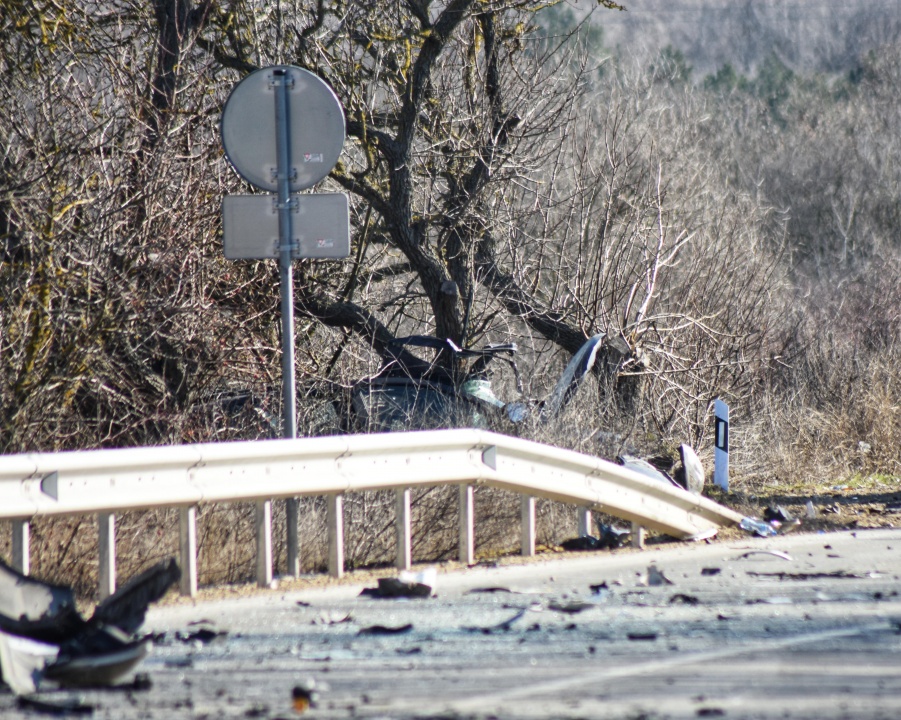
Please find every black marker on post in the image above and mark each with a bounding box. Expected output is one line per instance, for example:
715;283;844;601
714;399;729;491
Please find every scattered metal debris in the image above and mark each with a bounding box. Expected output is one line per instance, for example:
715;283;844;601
464;609;526;634
647;564;675;587
737;550;792;561
747;571;867;581
685;527;719;542
395;646;422;655
312;612;353;626
291;682;318;714
764;505;793;523
618;455;682;489
739;516;778;538
763;505;802;534
0;558;179;694
596;522;632;549
548;601;594;614
677;444;705;495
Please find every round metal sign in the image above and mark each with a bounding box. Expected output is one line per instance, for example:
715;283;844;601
221;65;345;192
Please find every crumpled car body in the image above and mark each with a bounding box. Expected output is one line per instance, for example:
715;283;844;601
0;558;179;694
344;334;614;433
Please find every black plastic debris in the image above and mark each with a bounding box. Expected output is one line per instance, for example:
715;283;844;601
548;601;593;614
697;707;726;717
174;627;228;644
589;582;611;599
701;567;722;576
395;647;422;655
627;632;659;641
764;505;793;523
0;558;179;694
596;521;632;549
91;560;181;636
44;632;150;688
463;609;526;635
359;578;432;599
561;523;629;551
763;505;802;534
560;536;600;551
16;694;95;716
465;587;516;595
669;593;701;606
357;624;414;636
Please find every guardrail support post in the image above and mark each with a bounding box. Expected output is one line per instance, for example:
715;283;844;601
520;496;536;557
396;488;411;570
286;498;300;577
179;507;198;597
631;521;646;549
255;500;273;588
11;520;29;575
328;494;345;578
459;485;474;565
577;507;592;537
98;513;116;600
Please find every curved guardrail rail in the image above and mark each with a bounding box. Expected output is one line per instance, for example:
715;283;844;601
0;429;743;597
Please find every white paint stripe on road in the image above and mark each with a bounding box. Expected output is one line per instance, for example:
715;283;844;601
446;622;891;713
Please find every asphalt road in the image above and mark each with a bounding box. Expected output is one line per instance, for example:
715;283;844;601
4;528;901;719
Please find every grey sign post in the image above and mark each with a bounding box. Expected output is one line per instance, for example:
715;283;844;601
221;65;347;583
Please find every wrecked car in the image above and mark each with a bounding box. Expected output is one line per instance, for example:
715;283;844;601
336;332;622;433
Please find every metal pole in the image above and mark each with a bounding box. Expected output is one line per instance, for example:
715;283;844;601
274;67;300;577
274;68;297;440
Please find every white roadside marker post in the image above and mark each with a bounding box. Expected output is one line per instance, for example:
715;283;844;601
714;398;729;491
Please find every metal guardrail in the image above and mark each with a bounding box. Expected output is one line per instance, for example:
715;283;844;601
0;429;743;598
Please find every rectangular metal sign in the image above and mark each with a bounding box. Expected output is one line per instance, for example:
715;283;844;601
222;192;350;259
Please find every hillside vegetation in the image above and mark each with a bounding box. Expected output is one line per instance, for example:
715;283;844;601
1;1;900;593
